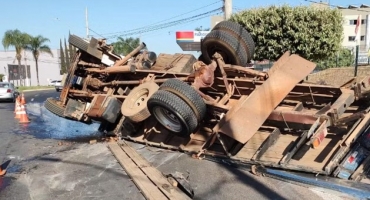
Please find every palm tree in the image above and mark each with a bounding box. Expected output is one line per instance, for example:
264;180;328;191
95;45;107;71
112;37;141;56
2;29;30;86
25;35;53;86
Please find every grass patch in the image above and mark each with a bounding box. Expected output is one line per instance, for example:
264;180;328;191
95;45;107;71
18;86;54;92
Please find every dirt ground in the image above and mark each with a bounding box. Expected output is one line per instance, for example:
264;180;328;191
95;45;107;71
306;65;370;87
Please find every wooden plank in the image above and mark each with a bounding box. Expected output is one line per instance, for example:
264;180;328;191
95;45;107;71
119;142;192;200
108;143;168;200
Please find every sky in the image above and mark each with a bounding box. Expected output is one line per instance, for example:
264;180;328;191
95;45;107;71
1;0;367;56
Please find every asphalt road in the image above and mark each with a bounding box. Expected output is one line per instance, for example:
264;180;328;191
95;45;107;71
0;89;359;200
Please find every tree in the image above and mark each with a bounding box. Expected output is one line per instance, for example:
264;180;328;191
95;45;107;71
195;26;210;31
230;5;343;62
24;35;53;86
2;29;30;86
60;39;66;74
112;37;141;56
316;47;354;70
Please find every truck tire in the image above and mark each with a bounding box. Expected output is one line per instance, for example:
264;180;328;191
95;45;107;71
159;79;206;122
121;82;159;122
44;98;65;117
200;29;248;66
147;90;198;136
212;21;255;62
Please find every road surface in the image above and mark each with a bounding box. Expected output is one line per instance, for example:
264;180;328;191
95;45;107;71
0;90;358;200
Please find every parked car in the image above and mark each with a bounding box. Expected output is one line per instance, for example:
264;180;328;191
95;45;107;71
55;80;63;92
48;80;58;86
0;82;19;102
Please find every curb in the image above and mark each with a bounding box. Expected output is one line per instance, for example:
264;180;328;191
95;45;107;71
21;88;55;92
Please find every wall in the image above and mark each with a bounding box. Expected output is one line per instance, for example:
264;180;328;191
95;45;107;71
340;7;370;51
0;49;62;86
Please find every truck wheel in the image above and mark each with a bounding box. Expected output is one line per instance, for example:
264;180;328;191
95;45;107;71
44;98;65;117
200;29;248;66
212;21;255;62
147;90;198;136
121;82;159;122
159;79;206;122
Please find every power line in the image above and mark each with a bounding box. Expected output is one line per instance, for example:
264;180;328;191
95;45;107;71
304;0;370;13
100;0;222;36
88;28;106;39
106;8;222;39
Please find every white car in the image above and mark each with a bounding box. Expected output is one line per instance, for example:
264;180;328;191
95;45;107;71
48;80;58;86
0;82;19;102
55;80;63;92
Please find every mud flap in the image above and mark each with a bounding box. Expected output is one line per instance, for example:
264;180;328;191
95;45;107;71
213;53;316;144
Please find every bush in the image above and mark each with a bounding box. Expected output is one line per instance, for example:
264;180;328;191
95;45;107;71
230;5;344;62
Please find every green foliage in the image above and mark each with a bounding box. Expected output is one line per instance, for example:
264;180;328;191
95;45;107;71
230;5;344;62
112;37;141;56
24;34;53;86
316;48;354;70
0;74;4;81
2;29;30;86
60;39;67;74
195;26;210;31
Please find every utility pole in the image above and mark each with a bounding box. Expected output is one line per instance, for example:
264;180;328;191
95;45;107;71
223;0;232;20
85;7;89;40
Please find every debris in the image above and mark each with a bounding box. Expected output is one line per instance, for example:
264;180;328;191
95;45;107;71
89;139;97;144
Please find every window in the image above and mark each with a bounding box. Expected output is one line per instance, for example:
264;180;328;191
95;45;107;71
0;83;10;88
349;20;358;25
348;36;356;41
361;36;365;41
350;19;366;25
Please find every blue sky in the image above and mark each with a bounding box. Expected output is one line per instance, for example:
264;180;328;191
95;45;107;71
1;0;366;55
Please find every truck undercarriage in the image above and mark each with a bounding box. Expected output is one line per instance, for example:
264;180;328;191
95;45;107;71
45;21;370;182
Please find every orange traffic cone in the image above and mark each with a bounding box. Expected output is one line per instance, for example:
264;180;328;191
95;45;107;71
14;103;21;119
0;166;6;176
20;93;26;105
14;96;20;113
19;104;30;124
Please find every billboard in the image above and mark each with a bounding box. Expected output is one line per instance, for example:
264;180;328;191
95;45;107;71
8;64;31;81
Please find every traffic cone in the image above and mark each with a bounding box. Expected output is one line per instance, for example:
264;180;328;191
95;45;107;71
20;93;26;105
18;104;30;124
14;103;21;119
0;167;6;176
14;96;20;113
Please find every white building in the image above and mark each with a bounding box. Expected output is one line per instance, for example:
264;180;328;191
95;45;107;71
339;4;370;51
0;49;62;86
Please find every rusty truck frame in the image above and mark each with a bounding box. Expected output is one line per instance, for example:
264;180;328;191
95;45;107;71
45;21;370;182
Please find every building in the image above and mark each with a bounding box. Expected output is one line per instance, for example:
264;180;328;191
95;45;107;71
338;4;370;51
0;49;62;86
311;3;370;51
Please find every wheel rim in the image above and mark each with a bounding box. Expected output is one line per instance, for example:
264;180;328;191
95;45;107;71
130;89;149;109
152;106;182;133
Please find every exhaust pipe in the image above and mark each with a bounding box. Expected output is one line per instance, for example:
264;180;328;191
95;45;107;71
113;42;146;67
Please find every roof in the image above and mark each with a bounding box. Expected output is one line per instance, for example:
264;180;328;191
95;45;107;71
338;4;370;9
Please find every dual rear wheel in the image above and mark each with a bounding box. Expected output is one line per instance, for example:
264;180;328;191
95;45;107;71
199;21;255;66
121;79;206;136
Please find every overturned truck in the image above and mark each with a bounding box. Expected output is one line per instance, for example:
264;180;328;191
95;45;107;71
46;21;370;182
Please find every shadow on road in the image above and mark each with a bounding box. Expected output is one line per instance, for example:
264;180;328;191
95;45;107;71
1;160;11;171
195;160;288;200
